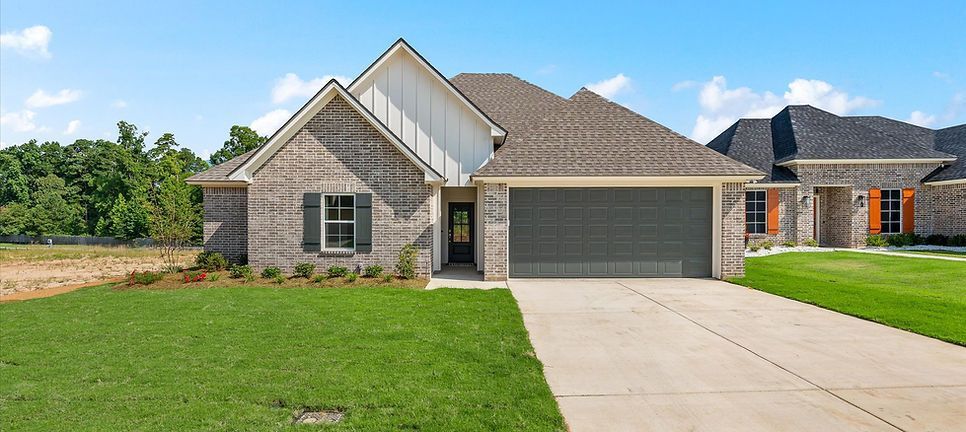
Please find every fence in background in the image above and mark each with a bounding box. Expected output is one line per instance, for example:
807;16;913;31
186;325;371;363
0;235;155;247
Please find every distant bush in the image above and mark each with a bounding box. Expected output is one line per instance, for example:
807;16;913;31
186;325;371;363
781;241;797;247
865;235;888;247
195;251;228;271
886;233;920;247
229;264;254;281
382;274;393;283
293;262;316;278
261;266;282;279
346;273;359;282
950;234;966;247
128;270;163;286
208;273;221;282
396;244;418;279
925;234;948;246
748;243;761;252
272;274;285;284
759;240;774;250
327;266;349;278
311;274;326;283
803;238;819;247
363;265;383;278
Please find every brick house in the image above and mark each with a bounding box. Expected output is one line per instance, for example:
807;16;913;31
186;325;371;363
707;105;965;247
188;39;766;280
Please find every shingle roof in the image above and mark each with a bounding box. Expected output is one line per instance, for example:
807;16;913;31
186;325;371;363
185;148;258;182
709;105;964;183
707;119;798;183
450;73;570;144
471;87;762;177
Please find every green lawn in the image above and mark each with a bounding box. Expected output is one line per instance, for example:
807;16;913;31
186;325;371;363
729;252;966;346
0;285;564;431
898;249;966;257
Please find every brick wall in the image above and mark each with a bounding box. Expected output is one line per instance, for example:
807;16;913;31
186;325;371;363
816;186;853;247
720;182;745;278
747;187;797;245
203;187;248;263
922;183;966;236
246;95;434;275
482;183;508;281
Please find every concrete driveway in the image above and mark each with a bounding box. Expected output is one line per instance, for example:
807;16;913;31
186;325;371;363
509;278;966;432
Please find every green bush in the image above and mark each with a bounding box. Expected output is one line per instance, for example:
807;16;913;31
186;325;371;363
363;265;384;278
272;274;285;284
396;243;418;279
748;243;761;252
261;266;282;279
950;234;966;247
760;240;774;250
925;234;948;246
346;273;359;282
781;241;797;247
208;273;221;282
312;274;326;283
229;264;254;281
195;251;228;271
327;266;349;278
128;271;163;286
293;262;316;278
886;233;921;247
803;238;819;247
865;234;888;247
382;274;393;283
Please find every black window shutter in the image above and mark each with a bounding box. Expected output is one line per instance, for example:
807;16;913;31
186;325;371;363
356;193;373;252
303;193;321;252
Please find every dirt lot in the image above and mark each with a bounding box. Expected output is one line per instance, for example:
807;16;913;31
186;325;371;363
0;244;195;296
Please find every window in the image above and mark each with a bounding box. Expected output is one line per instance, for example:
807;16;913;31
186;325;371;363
880;189;901;234
324;194;355;249
745;191;766;234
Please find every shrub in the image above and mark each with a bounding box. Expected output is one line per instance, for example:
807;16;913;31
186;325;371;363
925;234;948;246
803;238;819;247
748;243;761;252
229;264;254;280
183;271;207;283
760;240;774;250
293;262;316;278
261;266;282;279
396;243;418;279
363;265;384;278
865;234;888;247
950;234;966;247
208;273;221;282
128;270;163;286
346;273;359;282
781;241;797;247
195;251;228;271
886;233;921;247
382;274;393;283
272;274;285;284
327;266;349;278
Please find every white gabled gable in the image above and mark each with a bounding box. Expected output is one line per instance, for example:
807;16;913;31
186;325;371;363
228;80;443;183
348;39;506;186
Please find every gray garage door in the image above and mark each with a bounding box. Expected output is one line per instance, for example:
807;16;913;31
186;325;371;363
509;188;712;277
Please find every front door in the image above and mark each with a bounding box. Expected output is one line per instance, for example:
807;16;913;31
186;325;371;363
448;203;474;263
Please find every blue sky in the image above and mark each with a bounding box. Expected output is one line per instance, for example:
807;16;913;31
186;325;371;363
2;1;964;159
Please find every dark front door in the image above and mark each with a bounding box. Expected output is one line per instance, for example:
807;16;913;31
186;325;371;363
448;203;474;263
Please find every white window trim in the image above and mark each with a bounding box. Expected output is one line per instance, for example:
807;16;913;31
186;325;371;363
746;190;767;234
880;188;902;234
323;193;356;251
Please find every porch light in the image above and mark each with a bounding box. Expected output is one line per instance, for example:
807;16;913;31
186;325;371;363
855;195;865;207
800;195;810;206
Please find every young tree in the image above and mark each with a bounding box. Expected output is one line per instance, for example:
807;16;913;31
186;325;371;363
106;193;149;240
29;174;84;235
209;125;266;165
149;177;200;270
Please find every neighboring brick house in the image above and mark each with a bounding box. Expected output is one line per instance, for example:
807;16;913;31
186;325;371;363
188;39;764;280
708;105;965;247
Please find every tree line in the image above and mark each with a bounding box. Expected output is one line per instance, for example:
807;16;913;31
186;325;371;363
0;122;266;243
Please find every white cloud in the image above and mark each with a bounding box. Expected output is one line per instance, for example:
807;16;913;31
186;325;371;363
0;110;38;132
671;80;698;91
25;89;83;108
906;111;936;127
63;119;81;135
0;25;52;58
271;73;349;104
536;64;557;75
250;109;291;135
933;71;953;83
585;73;632;99
111;99;128;109
688;75;879;143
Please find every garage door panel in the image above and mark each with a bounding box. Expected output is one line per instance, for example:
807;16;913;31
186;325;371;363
509;187;712;277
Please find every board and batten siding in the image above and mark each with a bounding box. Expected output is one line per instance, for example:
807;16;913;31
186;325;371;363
351;49;494;186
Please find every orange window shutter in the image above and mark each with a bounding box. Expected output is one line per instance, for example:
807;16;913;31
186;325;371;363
902;188;915;233
868;189;881;234
766;189;780;235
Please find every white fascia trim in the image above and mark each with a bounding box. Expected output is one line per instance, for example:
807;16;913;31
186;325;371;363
346;39;507;138
470;175;764;187
184;180;249;187
776;158;955;167
746;183;800;189
924;178;966;186
228;80;443;183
